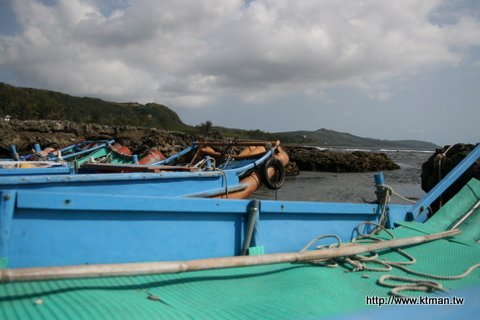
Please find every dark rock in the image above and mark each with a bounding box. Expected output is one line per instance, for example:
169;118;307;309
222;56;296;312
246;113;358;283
284;161;300;176
284;146;399;173
421;143;480;215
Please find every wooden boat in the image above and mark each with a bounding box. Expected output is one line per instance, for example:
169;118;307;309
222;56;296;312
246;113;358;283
0;161;73;176
0;140;289;199
10;140;165;165
0;144;479;319
11;140;114;162
79;140;289;198
74;142;165;166
2;141;164;177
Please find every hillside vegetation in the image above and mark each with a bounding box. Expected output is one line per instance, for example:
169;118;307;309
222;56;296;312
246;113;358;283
0;83;438;150
0;83;189;131
273;129;438;150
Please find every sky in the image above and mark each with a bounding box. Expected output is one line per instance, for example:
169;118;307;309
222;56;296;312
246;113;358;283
0;0;479;146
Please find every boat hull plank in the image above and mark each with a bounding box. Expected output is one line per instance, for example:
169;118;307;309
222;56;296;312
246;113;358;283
0;190;410;269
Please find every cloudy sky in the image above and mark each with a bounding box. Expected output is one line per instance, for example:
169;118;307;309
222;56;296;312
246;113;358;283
1;0;479;146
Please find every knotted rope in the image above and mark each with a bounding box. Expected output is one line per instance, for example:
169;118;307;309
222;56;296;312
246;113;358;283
301;221;480;297
373;185;416;234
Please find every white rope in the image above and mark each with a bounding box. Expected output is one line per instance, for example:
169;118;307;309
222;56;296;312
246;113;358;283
435;145;454;181
193;156;217;170
300;218;480;297
378;184;417;204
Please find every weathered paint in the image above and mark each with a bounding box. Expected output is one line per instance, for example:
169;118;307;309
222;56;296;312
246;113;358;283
0;189;410;268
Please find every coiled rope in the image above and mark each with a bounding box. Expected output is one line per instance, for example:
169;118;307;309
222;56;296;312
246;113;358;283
300;221;480;297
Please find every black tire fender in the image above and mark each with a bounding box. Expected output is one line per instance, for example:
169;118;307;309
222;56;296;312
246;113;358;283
261;157;286;190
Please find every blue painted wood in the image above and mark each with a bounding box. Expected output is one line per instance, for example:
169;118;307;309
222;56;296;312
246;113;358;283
47;140;115;161
9;145;19;161
184;184;247;198
15;190;248;213
408;143;480;222
0;189;412;268
17;140;115;161
225;149;273;176
0;166;73;176
0;191;15;266
0;170;242;198
150;145;197;165
9;145;17;155
0;144;276;197
260;200;377;215
374;172;385;186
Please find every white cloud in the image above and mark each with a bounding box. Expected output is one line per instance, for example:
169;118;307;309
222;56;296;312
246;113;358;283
368;91;393;102
1;0;479;107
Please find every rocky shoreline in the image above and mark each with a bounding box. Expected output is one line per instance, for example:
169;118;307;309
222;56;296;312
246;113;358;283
0;120;196;158
0;120;401;174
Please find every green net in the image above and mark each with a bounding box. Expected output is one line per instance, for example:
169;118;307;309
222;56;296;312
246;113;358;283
1;179;479;319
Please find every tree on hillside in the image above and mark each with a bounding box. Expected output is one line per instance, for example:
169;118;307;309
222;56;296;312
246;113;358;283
198;120;213;136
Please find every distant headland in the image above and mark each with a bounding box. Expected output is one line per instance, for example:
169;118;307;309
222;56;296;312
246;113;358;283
0;82;438;151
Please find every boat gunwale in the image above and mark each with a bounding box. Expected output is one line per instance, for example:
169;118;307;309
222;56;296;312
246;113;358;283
9;189;402;216
0;169;242;185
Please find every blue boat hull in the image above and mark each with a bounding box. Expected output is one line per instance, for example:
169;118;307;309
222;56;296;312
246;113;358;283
0;170;247;198
0;189;410;268
0;143;282;198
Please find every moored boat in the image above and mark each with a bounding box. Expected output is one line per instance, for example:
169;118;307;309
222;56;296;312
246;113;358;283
11;140;114;162
0;144;479;319
74;142;166;166
1;140;164;177
0;140;289;199
0;161;73;176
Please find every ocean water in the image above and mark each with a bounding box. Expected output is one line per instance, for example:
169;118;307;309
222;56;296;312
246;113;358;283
252;149;434;204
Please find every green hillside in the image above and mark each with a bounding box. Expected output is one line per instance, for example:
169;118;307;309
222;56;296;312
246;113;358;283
0;83;438;150
0;83;190;131
275;128;438;150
